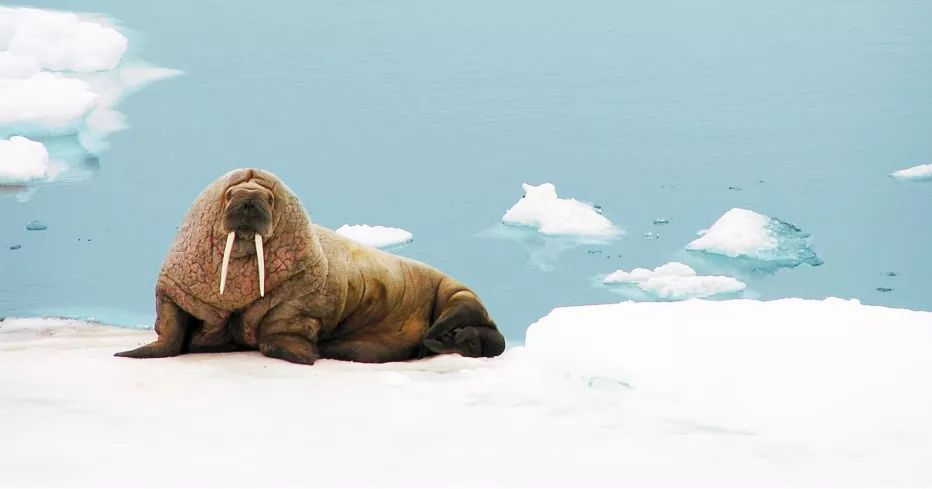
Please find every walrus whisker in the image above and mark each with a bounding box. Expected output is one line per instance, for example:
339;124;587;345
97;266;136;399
220;231;235;295
255;233;265;297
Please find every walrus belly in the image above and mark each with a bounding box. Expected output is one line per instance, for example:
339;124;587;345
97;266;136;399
313;229;440;362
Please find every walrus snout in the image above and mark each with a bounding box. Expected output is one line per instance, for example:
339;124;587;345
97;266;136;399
224;190;273;239
219;182;275;298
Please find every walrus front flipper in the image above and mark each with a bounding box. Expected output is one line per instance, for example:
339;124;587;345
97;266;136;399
114;341;181;358
424;292;506;358
114;294;187;359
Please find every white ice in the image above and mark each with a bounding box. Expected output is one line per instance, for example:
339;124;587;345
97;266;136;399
0;7;180;184
687;208;822;267
3;297;931;487
336;224;413;248
0;72;99;131
502;182;620;237
0;135;51;183
0;6;127;72
603;261;745;300
891;163;932;181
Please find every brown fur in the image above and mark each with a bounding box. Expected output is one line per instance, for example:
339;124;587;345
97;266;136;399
115;168;505;364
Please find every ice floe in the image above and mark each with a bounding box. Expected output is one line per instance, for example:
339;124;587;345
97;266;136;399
502;183;620;237
0;136;52;183
0;6;180;187
686;208;822;268
603;261;745;300
0;72;99;131
0;7;127;72
335;224;413;249
3;297;932;486
891;163;932;181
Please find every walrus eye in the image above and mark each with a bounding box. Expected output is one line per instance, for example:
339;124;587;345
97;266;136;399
225;188;234;201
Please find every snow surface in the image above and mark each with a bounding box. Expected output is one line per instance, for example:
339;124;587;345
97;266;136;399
687;208;822;268
0;135;50;183
603;261;746;300
2;298;931;487
335;224;413;248
891;163;932;180
502;182;620;237
0;7;180;185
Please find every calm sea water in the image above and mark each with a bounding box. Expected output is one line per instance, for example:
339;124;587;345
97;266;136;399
2;1;931;340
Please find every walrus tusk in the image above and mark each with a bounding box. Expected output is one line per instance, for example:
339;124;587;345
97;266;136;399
220;231;235;295
255;233;265;297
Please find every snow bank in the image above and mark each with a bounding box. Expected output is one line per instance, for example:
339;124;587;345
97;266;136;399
336;224;413;248
891;163;932;180
603;261;745;300
527;299;932;450
687;208;822;268
502;183;620;237
2;298;932;486
0;136;49;183
0;7;179;186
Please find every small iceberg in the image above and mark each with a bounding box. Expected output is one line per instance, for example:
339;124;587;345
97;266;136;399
502;183;620;237
0;6;181;188
686;208;822;268
603;262;746;300
25;220;47;231
0;136;54;184
335;224;412;249
891;163;932;181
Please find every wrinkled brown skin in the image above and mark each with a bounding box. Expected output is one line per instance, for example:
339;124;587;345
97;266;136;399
115;168;505;364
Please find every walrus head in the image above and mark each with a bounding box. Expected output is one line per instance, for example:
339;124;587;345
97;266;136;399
218;175;278;298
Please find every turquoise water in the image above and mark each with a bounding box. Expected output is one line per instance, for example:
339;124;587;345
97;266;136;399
2;1;931;339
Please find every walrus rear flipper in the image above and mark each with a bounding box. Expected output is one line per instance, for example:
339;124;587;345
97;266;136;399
423;326;505;358
423;295;506;358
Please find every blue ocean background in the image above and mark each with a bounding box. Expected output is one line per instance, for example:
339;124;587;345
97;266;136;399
1;1;930;339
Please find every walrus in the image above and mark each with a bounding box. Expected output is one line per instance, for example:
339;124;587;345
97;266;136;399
115;168;505;364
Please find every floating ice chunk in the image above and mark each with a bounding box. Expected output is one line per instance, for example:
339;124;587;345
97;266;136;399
0;72;99;131
0;136;49;183
0;51;41;78
604;261;745;300
502;183;620;237
336;224;413;249
687;208;822;267
604;261;695;283
0;7;180;187
0;7;128;72
25;220;47;231
640;275;746;300
642;231;660;240
118;65;183;90
891;163;932;181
